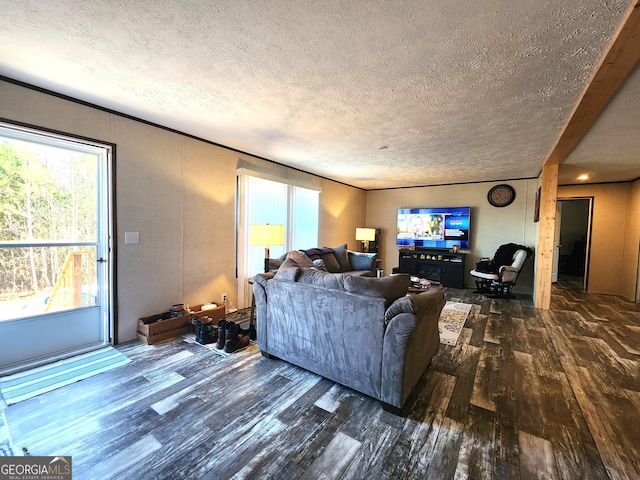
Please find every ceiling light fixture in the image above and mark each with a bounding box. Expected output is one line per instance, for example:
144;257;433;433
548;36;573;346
577;174;589;181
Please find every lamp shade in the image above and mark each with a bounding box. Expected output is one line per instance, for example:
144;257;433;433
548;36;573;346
355;227;376;242
250;224;284;246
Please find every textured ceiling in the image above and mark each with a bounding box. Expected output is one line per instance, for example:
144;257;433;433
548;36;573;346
1;0;638;189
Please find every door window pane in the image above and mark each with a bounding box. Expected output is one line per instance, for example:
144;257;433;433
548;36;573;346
0;246;98;321
1;128;102;322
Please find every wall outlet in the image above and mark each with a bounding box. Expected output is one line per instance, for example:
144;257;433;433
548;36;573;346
124;232;139;244
222;293;227;303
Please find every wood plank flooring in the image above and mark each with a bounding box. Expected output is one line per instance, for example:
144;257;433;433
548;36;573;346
2;276;639;479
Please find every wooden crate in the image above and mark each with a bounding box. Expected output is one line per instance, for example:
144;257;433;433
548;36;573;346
190;303;225;323
136;304;225;345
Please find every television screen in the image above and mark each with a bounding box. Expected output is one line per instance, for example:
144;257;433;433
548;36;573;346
397;207;470;249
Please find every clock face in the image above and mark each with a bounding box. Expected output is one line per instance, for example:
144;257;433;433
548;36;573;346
488;184;516;207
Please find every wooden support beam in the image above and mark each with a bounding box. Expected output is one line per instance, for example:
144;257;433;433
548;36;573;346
535;164;558;309
546;1;640;165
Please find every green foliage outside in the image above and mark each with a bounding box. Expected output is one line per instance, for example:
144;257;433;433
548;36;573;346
0;138;98;302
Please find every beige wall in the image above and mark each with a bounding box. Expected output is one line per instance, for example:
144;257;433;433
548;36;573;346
366;179;539;294
1;80;366;342
625;180;640;301
558;182;636;299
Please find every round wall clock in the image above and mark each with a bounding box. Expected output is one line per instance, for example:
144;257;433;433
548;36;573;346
487;184;516;207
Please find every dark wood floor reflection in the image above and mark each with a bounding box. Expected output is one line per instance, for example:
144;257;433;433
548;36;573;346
3;278;639;479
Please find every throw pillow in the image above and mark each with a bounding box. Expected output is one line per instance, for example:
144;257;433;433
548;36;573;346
312;259;328;271
331;243;351;272
348;250;376;271
320;252;342;273
344;274;410;305
288;250;316;269
273;255;302;282
274;265;300;282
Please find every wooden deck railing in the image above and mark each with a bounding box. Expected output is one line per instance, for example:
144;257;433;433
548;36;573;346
44;251;94;312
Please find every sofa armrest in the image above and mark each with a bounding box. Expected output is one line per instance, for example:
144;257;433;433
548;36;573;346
381;288;445;408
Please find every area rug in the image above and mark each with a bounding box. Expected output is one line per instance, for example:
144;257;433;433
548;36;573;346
183;333;257;357
439;301;473;346
0;347;130;405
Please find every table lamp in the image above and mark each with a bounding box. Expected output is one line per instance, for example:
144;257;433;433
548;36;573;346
355;227;376;253
250;224;285;273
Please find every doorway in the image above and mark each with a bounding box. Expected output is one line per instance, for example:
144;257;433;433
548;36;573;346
0;122;114;375
556;198;592;291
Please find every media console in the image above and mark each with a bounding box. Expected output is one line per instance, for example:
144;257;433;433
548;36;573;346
397;249;466;289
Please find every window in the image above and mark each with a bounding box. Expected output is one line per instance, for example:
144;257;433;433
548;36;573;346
236;169;320;307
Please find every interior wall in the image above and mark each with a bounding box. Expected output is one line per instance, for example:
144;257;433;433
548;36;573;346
0;79;366;342
558;182;634;298
365;179;539;295
627;179;640;302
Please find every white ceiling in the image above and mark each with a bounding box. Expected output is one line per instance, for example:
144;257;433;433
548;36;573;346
1;0;638;190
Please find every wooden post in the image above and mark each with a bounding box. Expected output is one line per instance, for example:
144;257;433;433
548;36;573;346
534;164;558;309
73;252;83;307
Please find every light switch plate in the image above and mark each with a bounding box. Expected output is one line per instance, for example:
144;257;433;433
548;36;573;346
124;232;139;244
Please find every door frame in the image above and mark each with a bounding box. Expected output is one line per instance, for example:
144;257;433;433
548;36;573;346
0;119;117;374
556;196;594;291
552;201;562;283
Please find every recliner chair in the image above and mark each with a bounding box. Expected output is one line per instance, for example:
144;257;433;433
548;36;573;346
470;243;533;297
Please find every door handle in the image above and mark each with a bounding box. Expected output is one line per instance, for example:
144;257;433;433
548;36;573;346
97;258;107;263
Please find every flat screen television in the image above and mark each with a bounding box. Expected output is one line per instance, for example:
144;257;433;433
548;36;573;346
397;207;471;249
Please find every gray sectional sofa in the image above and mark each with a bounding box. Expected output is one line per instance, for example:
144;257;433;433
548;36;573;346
253;253;445;411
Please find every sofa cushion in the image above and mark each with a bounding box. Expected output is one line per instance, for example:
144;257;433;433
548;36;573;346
274;266;300;282
273;256;302;282
348;251;377;271
297;268;347;291
320;252;341;273
331;243;351;272
288;250;316;269
344;274;410;305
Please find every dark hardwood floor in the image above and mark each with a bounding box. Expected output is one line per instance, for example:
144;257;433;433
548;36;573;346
2;277;639;479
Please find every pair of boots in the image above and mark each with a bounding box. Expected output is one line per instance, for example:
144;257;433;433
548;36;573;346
217;320;252;353
194;316;217;345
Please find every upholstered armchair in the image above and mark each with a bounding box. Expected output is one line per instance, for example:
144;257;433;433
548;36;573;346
470;243;533;297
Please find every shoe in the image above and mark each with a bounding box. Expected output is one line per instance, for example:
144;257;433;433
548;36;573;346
236;323;255;340
247;324;257;341
195;318;217;344
224;322;250;353
216;320;227;349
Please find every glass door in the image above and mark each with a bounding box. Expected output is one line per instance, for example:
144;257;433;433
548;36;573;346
0;123;113;375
